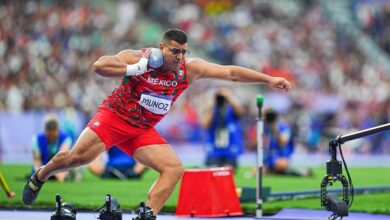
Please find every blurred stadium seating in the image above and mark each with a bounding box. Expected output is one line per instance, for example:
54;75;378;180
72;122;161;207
0;0;389;163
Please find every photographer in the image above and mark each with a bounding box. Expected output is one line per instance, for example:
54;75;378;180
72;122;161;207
263;108;311;176
202;88;245;169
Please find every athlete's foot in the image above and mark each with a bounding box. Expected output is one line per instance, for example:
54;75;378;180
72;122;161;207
132;202;156;220
22;168;45;205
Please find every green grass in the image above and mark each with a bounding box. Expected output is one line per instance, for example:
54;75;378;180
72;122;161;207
0;165;389;215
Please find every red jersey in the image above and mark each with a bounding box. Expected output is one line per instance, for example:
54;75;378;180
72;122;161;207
100;61;189;128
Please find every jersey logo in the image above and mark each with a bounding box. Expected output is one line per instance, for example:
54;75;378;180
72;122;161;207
92;121;101;128
147;76;178;87
139;93;173;115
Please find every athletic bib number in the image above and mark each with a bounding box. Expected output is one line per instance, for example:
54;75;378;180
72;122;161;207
139;93;173;115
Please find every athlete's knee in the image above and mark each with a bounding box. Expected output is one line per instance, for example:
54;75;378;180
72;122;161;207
175;164;184;178
165;162;184;181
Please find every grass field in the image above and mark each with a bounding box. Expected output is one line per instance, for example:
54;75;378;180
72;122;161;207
0;165;389;215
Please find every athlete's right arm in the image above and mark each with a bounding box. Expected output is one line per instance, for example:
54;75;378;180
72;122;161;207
93;49;151;77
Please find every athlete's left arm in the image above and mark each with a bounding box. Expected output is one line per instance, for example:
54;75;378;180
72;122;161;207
186;58;291;91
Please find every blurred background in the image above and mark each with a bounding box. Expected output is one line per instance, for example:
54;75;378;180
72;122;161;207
0;0;389;166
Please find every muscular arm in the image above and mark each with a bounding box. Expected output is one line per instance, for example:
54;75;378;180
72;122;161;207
92;50;142;77
186;58;291;91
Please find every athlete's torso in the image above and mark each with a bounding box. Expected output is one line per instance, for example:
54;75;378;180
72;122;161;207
101;61;189;128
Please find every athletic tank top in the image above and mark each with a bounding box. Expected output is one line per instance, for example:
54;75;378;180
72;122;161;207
101;61;189;128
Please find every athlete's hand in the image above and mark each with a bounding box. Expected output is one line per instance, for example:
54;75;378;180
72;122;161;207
142;48;153;59
269;77;291;92
125;48;152;76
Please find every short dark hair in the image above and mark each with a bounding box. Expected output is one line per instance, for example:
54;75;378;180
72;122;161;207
163;28;188;44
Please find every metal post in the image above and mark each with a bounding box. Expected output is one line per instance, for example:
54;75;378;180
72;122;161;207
256;95;264;218
337;123;390;144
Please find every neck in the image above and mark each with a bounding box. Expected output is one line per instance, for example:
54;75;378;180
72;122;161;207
160;65;176;73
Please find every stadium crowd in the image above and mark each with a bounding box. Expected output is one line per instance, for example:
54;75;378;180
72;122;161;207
1;0;389;154
354;0;390;55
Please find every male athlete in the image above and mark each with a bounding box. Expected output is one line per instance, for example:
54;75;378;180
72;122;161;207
23;28;291;220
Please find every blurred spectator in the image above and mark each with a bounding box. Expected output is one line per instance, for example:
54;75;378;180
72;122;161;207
201;88;245;169
0;0;388;155
89;147;147;180
354;0;390;54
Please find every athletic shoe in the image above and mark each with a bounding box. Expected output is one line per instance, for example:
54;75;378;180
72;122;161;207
22;169;45;205
133;202;156;220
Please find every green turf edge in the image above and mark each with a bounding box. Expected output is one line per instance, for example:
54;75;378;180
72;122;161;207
1;165;389;215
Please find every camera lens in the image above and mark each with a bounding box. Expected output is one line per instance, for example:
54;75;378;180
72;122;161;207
216;94;225;107
62;202;77;215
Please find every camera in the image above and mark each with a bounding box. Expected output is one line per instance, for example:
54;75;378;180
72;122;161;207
98;193;122;220
216;94;225;107
264;109;278;123
51;194;77;220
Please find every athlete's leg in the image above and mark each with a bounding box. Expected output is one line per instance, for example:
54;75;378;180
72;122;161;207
133;144;184;214
37;127;106;181
23;127;106;205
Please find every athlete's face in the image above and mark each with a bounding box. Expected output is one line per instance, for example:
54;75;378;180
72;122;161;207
160;40;189;70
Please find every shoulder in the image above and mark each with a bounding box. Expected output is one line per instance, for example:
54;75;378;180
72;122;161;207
185;58;213;82
185;57;230;83
186;58;208;69
36;133;45;139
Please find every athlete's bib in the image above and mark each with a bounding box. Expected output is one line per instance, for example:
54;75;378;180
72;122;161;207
139;93;173;115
